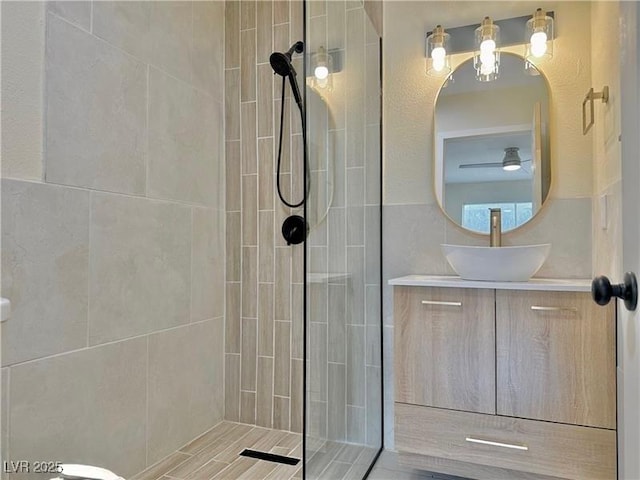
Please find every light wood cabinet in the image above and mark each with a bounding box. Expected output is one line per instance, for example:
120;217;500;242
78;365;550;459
394;286;495;414
393;283;616;480
496;290;616;429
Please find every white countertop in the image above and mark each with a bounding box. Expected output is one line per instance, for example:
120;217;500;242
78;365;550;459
388;275;592;292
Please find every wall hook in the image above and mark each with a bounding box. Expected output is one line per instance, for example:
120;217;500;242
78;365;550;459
582;86;609;135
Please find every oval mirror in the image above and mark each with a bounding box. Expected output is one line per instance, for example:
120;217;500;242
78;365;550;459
434;52;551;234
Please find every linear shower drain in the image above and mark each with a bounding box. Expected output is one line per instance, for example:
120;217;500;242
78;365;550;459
239;449;301;465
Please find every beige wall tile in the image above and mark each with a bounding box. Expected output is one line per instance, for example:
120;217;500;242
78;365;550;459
256;356;274;428
1;180;89;366
148;67;222;206
328;363;347;441
148;2;192;82
1;1;45;181
308;0;326;17
345;9;365;168
9;338;147;479
226;212;242;282
290;1;303;46
225;2;240;69
225;69;241;141
192;1;225;100
242;174;258;245
272;98;291;173
225;353;241;422
51;1;89;25
240;29;256;102
92;1;151;65
241;317;258;391
328;208;347;276
366;365;382;446
259;211;275;282
226;141;242;211
347;406;366;444
347;247;365;325
258;139;274;211
273;321;291;397
241;102;257;175
88;192;191;345
256;1;273;65
290;359;303;433
274;1;289;25
328;284;347;364
308;400;327;439
46;13;146;194
241;246;258;318
240;391;257;425
291;283;304;360
192;208;225;322
327;1;346;50
365;206;381;285
226;282;241;354
2;368;8;462
148;320;224;464
309;322;327;402
274;248;291;320
240;0;256;30
347;325;365;407
273;396;290;431
257;64;274;137
258;283;274;357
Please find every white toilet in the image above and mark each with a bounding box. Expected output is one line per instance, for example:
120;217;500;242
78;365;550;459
50;464;124;480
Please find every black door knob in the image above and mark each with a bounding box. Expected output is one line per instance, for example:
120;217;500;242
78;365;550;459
592;272;638;311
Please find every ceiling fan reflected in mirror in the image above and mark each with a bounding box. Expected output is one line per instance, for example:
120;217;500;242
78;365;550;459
459;147;531;171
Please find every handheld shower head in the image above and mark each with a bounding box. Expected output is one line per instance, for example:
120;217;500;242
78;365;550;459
269;41;304;77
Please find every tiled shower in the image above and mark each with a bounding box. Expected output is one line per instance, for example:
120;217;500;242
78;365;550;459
0;1;382;479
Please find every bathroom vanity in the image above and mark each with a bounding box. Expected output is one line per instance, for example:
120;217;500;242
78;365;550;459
390;275;616;480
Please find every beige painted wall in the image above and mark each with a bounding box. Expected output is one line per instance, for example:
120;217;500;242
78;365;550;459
591;1;622;280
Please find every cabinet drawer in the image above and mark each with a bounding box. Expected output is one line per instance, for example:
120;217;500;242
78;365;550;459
394;286;495;414
496;290;616;428
395;403;616;480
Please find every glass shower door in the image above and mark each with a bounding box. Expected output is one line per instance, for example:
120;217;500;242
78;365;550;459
304;1;382;478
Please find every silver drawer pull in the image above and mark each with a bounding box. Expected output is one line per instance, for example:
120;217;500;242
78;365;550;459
530;305;578;313
465;437;529;451
421;300;462;307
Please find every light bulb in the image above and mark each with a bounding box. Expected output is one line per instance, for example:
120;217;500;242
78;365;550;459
314;65;329;80
480;38;496;54
431;46;446;60
480;60;495;76
431;46;446;72
503;164;521;171
530;31;548;57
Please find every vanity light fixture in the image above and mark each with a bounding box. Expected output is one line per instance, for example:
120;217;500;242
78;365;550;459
502;147;522;171
525;8;554;63
426;25;451;77
311;46;334;91
474;17;500;82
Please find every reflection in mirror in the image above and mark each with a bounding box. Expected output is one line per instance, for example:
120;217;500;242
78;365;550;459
434;52;550;234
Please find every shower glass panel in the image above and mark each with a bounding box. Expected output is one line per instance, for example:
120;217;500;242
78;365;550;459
304;1;382;478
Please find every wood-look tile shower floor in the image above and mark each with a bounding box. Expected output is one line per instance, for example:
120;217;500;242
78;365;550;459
131;422;302;480
131;420;382;480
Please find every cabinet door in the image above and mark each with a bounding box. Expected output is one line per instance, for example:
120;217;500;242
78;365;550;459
496;290;616;429
394;286;495;414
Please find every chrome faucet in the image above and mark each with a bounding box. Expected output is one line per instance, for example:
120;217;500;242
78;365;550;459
489;208;502;247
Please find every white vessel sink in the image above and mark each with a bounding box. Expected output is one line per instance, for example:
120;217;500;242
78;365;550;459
441;244;551;282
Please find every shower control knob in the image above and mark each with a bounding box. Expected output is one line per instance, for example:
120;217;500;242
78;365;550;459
282;215;307;246
592;272;638;311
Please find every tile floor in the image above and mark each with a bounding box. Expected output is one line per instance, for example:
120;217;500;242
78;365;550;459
130;421;462;480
